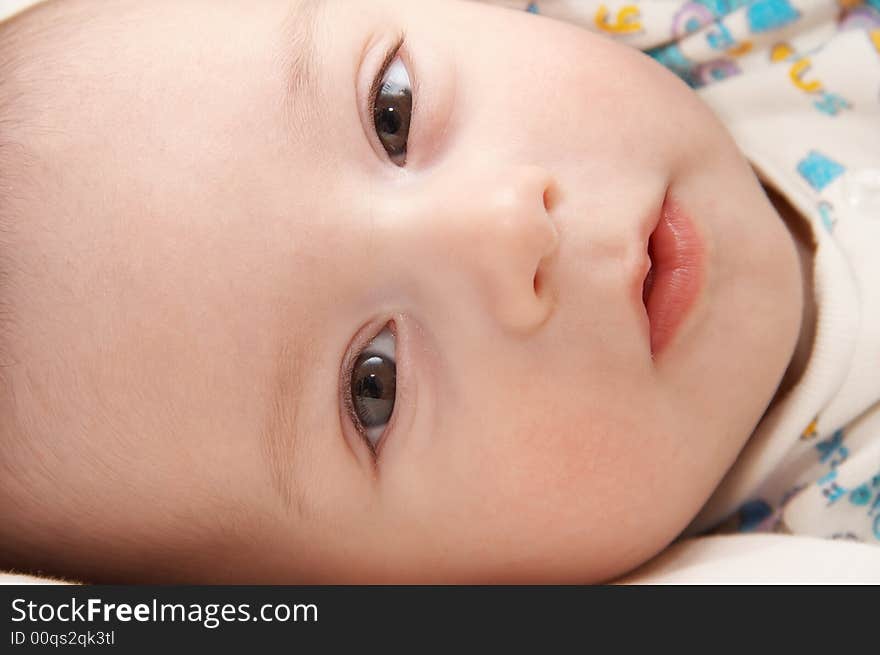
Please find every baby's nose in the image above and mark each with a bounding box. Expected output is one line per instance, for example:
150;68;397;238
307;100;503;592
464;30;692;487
436;164;560;334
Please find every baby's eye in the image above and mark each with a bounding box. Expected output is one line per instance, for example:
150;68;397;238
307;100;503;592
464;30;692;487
348;325;397;452
372;56;412;166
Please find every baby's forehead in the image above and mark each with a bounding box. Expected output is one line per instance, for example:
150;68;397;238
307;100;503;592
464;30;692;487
2;1;314;164
0;1;326;367
2;0;337;168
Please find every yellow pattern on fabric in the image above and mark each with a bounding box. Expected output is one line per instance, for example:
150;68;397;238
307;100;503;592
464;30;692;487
771;42;795;61
789;59;823;92
594;5;643;34
870;29;880;54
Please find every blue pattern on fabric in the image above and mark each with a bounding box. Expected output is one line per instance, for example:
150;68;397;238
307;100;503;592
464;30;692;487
747;0;801;33
797;151;845;191
738;499;774;530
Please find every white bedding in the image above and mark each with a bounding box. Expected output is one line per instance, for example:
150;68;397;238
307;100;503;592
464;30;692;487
620;534;880;584
0;0;41;20
3;533;880;584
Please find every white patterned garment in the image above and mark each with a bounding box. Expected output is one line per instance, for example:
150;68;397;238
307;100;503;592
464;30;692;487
478;0;880;546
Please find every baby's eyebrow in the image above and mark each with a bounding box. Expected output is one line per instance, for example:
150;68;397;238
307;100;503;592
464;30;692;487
261;331;316;517
279;0;326;142
262;0;325;517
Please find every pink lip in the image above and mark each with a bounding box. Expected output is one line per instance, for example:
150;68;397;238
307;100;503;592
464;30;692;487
641;192;705;359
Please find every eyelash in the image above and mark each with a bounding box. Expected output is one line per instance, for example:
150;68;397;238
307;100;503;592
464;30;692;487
342;368;374;457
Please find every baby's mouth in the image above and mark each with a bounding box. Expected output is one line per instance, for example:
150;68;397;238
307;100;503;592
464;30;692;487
640;192;706;359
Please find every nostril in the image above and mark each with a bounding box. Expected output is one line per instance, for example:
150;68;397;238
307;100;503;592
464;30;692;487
533;265;543;296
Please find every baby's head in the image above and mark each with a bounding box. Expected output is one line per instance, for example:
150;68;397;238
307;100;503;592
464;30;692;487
0;0;804;582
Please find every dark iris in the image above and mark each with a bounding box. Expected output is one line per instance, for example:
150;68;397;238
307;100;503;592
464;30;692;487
373;86;411;164
350;353;396;428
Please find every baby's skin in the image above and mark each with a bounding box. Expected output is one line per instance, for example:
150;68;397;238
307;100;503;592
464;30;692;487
0;0;808;582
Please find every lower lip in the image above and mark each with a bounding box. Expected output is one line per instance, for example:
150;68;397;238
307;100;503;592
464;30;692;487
641;193;705;359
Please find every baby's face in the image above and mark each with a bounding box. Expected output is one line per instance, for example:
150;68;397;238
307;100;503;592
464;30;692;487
4;0;803;582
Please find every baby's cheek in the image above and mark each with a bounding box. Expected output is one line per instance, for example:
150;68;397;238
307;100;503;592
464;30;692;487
520;411;689;552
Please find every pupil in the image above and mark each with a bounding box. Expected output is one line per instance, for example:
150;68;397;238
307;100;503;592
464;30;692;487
358;372;383;399
378;106;401;135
